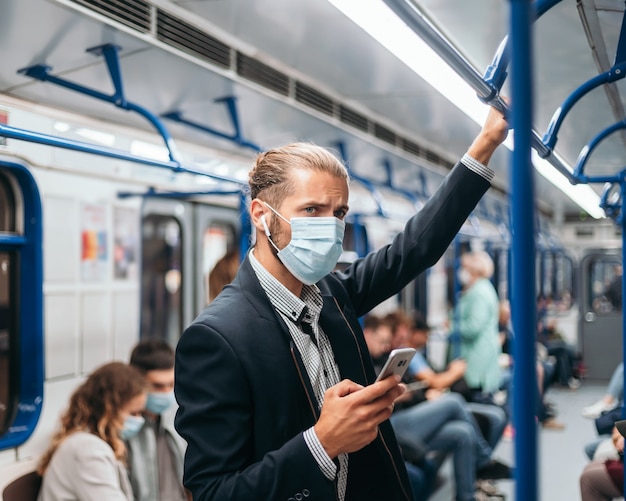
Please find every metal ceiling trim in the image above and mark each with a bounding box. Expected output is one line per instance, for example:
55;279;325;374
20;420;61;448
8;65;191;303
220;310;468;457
55;0;461;175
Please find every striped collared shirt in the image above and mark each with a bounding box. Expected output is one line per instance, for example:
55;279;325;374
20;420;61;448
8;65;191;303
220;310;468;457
249;250;348;500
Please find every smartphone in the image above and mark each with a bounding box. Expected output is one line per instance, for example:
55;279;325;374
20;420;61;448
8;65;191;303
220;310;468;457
375;348;416;382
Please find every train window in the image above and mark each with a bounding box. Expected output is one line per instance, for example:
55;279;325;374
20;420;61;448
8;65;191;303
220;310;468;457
588;258;622;314
0;174;16;232
0;252;15;435
543;252;554;300
140;215;183;344
202;223;236;305
493;248;509;300
554;253;574;309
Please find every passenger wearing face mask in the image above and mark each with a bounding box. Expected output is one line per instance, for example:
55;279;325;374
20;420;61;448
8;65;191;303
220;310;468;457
175;104;509;501
126;340;187;501
37;362;147;501
452;251;502;405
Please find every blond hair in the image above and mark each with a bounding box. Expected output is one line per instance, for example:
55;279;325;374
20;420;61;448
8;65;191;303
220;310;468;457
248;142;348;208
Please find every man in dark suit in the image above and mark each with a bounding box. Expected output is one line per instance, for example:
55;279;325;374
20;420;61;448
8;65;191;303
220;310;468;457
174;105;509;501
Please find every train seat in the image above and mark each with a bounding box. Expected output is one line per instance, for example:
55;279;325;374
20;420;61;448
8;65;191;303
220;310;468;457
2;470;41;501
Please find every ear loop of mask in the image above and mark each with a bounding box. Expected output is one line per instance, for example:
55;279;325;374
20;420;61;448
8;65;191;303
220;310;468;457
260;214;280;253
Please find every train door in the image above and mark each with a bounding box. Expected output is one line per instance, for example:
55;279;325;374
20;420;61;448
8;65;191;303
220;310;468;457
579;251;622;380
140;199;193;346
0;159;43;450
193;204;239;313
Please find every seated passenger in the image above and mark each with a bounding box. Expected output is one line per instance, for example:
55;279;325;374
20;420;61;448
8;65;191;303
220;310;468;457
126;339;187;501
580;424;624;501
363;313;511;501
362;314;436;500
583;362;623;419
37;362;147;501
499;301;564;432
537;315;581;389
407;311;508;450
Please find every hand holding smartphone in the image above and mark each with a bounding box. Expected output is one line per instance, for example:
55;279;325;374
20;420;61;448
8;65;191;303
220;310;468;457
375;348;416;382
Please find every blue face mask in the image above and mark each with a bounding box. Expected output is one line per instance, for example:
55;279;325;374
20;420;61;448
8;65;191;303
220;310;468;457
261;202;345;285
120;415;145;440
145;391;175;415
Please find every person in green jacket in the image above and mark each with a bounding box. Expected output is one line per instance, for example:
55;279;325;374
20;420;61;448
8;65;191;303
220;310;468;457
455;250;502;403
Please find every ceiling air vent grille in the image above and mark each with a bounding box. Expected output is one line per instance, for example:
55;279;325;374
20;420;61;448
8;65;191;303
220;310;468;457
237;53;290;96
426;150;442;165
339;105;369;132
295;82;334;116
70;0;151;32
401;138;422;157
157;10;231;69
374;123;397;146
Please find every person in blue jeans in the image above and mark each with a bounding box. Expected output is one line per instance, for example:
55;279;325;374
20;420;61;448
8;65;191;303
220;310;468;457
582;362;623;420
406;311;508;450
364;314;510;501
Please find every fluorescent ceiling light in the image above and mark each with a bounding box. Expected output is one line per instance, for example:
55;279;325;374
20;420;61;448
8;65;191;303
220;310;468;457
75;127;115;147
130;139;169;161
327;0;604;219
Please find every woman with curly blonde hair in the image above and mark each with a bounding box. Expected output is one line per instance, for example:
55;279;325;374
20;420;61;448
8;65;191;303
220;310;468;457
37;362;147;501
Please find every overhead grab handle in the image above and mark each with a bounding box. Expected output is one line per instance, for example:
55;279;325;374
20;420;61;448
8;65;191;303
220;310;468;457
483;0;564;92
542;5;626;156
574;119;626;180
382;0;505;110
541;64;626;155
18;43;183;164
599;182;623;224
380;0;575;181
162;96;262;153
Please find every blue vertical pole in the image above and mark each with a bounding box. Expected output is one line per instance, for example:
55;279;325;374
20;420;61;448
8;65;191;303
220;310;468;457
239;191;251;261
622;181;626;496
510;1;539;500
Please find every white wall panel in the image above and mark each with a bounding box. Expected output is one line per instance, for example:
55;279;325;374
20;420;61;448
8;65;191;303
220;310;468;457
16;378;84;466
45;294;78;379
43;196;78;283
80;292;112;372
112;290;140;361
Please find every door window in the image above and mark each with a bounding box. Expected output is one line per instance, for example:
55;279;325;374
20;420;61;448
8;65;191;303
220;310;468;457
140;215;183;344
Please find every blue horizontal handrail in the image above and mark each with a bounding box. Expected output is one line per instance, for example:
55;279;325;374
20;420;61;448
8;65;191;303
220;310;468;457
0;123;244;186
118;188;243;199
0;234;27;246
381;0;575;184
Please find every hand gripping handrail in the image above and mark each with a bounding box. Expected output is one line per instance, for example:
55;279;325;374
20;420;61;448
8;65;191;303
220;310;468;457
380;0;577;183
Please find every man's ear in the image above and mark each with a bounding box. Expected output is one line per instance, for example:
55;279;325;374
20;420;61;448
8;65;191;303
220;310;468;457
250;198;268;233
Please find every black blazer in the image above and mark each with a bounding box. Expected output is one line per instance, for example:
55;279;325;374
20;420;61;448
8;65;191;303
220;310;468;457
174;161;490;501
